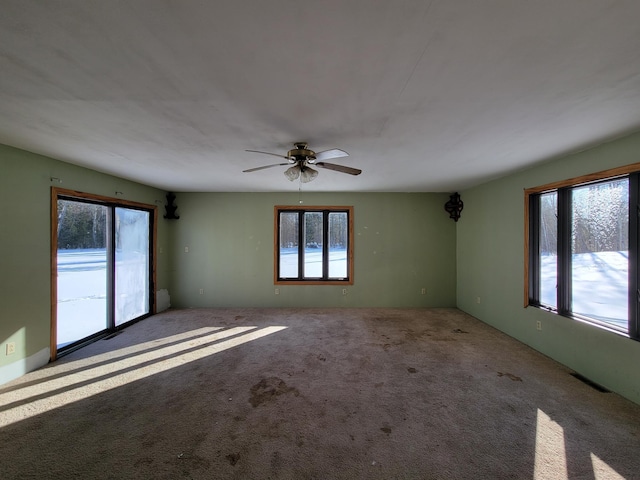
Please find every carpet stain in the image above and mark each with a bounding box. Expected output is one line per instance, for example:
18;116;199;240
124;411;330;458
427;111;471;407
452;328;469;334
497;372;522;382
317;354;327;361
134;457;154;467
380;427;392;435
403;329;431;341
249;377;300;407
226;453;240;466
407;367;417;373
174;453;211;470
271;451;283;471
234;316;245;321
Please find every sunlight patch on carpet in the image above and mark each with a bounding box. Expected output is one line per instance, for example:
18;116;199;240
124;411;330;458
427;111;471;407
534;409;625;479
534;408;568;479
54;327;225;378
590;453;626;480
0;326;287;427
0;327;249;408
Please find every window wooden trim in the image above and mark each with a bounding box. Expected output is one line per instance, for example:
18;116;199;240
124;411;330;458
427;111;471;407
274;205;354;285
50;187;158;360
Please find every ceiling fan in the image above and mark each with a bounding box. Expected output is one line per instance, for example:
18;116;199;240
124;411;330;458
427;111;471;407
243;142;362;183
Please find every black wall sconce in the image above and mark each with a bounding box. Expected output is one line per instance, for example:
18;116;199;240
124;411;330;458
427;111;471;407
444;192;463;222
164;192;180;219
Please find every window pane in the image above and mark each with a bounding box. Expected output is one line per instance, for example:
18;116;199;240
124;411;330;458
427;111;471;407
303;212;323;278
115;207;150;326
279;212;298;278
328;212;348;278
571;179;629;330
539;192;558;308
57;200;108;348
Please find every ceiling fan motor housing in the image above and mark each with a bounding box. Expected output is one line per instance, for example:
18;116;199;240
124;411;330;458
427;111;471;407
288;143;315;161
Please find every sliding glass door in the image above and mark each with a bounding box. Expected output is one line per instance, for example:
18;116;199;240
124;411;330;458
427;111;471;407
53;190;155;356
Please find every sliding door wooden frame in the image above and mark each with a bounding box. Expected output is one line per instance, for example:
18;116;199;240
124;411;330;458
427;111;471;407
50;187;158;361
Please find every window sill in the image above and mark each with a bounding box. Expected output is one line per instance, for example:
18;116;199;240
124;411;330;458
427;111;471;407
527;304;632;339
275;279;353;286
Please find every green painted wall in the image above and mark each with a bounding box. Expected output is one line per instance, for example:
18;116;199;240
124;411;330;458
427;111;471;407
457;132;640;405
0;144;169;375
8;130;638;405
168;192;457;308
0;144;456;382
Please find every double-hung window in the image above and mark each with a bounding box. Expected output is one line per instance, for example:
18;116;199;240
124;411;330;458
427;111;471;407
526;164;640;340
275;206;353;284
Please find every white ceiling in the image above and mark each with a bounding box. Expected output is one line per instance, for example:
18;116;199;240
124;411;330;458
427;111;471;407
2;1;640;193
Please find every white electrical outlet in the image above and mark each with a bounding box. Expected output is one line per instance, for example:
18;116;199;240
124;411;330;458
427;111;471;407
275;288;280;295
199;289;204;295
536;321;542;331
342;288;348;295
6;342;15;355
421;287;426;295
184;246;189;253
476;296;481;304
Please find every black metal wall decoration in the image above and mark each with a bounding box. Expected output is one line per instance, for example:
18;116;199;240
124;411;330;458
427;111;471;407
444;192;463;222
164;192;180;219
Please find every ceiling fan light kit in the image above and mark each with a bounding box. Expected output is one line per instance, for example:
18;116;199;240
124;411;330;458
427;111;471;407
244;142;361;183
284;165;318;183
284;166;300;181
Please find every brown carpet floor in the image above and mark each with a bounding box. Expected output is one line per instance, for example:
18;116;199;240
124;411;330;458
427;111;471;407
0;308;639;479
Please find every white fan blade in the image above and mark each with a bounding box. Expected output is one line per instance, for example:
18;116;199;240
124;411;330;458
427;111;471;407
314;149;349;161
243;163;290;173
315;162;361;176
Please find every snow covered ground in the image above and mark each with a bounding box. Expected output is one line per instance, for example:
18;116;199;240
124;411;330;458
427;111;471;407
540;250;627;329
279;247;347;278
57;249;148;348
57;250;107;347
57;249;628;347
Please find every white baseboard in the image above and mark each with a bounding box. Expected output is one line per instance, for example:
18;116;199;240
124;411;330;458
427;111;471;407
156;289;171;312
0;348;50;386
